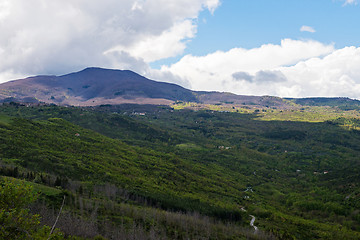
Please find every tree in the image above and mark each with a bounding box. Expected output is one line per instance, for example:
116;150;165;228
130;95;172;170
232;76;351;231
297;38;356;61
0;178;64;239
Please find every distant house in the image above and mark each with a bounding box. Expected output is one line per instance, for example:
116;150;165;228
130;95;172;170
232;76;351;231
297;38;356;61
218;146;231;150
133;112;146;116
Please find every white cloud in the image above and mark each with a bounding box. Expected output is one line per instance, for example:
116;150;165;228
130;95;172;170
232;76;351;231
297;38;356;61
159;40;360;99
280;46;360;98
160;39;334;91
105;20;196;62
1;0;360;100
300;25;316;33
203;0;221;14
0;0;220;83
343;0;358;6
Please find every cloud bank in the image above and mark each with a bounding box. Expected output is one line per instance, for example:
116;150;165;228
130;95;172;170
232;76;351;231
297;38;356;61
1;0;360;99
0;0;219;80
160;39;360;99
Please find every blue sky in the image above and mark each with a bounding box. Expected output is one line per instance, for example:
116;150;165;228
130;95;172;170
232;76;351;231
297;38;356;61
152;0;360;68
195;0;360;50
1;0;360;98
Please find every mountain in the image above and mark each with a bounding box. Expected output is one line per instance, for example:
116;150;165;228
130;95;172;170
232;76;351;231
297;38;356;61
1;67;360;108
0;67;197;106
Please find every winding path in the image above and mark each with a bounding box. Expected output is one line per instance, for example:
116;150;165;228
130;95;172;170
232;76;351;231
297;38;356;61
249;215;258;233
241;207;259;233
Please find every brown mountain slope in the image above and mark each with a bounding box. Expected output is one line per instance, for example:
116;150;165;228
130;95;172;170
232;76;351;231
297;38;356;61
0;67;197;106
2;67;358;108
0;67;292;107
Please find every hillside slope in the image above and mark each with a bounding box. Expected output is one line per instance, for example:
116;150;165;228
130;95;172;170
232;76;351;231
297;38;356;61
0;67;197;105
1;103;360;239
3;67;360;109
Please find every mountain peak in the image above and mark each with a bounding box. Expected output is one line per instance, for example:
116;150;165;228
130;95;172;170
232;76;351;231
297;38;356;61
0;67;197;105
2;67;358;108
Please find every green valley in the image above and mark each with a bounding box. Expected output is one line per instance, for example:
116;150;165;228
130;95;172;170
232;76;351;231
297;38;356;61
1;102;360;239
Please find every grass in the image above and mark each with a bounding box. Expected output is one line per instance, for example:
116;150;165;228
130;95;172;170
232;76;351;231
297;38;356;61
2;176;62;196
176;143;203;150
172;102;360;123
259;106;360;122
0;114;12;125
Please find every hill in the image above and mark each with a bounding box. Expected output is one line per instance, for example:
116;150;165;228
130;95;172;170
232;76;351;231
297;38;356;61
1;103;360;239
286;97;360;110
1;67;360;239
0;67;197;105
2;67;359;108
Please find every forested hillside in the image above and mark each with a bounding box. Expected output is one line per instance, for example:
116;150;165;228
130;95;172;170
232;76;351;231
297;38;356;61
1;102;360;239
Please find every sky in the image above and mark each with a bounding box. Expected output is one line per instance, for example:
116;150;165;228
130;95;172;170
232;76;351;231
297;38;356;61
1;0;360;99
